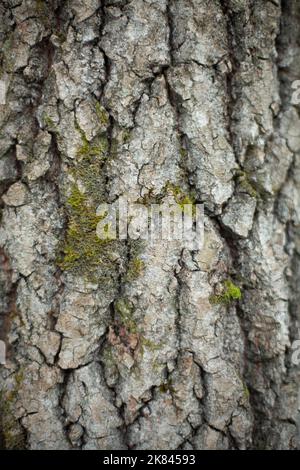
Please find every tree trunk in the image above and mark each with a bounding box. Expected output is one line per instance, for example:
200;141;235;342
0;0;299;450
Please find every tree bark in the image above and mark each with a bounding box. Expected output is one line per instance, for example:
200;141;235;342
0;0;300;450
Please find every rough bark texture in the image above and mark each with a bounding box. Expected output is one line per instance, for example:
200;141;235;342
0;0;300;450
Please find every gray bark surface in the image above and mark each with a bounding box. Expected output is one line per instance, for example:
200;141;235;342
0;0;300;450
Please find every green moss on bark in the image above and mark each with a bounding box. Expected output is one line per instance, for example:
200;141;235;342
95;102;109;127
0;370;25;450
57;185;116;281
210;280;242;305
125;257;145;282
115;298;137;334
